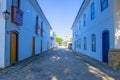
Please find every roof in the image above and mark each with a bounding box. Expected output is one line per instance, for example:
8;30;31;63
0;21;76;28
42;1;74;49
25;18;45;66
30;0;52;30
71;0;91;30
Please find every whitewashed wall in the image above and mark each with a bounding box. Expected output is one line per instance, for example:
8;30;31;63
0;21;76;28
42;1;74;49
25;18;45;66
72;0;115;61
0;0;51;67
0;0;6;67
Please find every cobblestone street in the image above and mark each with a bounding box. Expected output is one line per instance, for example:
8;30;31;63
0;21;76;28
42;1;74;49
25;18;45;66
0;48;120;80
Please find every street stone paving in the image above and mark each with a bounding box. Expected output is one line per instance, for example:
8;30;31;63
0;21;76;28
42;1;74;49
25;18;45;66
0;48;120;80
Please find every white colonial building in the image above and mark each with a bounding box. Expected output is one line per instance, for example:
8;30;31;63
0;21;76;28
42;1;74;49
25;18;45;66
72;0;120;62
0;0;52;68
50;31;58;49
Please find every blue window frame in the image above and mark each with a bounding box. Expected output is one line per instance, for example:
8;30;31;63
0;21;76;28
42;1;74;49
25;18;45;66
83;14;86;27
91;2;95;20
84;37;87;50
100;0;108;12
92;34;96;52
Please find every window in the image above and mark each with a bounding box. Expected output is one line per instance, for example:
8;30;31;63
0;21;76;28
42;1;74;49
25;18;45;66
92;34;96;52
83;14;86;27
41;21;44;37
18;0;20;8
76;40;78;48
75;41;77;49
36;16;39;34
74;41;76;49
79;39;81;49
79;21;81;30
78;39;79;49
36;16;38;24
12;0;21;8
91;2;95;20
77;40;79;48
100;0;108;12
84;37;87;50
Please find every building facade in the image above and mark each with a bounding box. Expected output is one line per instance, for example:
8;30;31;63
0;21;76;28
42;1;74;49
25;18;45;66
71;0;120;62
50;31;58;49
0;0;52;68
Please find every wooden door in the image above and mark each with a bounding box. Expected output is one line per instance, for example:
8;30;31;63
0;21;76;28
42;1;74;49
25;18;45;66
10;32;18;64
32;37;35;56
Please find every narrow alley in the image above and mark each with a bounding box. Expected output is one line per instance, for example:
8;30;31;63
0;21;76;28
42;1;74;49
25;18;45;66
0;48;119;80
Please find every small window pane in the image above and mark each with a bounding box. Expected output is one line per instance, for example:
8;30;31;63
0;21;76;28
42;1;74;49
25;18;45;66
101;0;108;11
84;37;87;50
83;14;86;27
91;2;95;20
92;34;96;52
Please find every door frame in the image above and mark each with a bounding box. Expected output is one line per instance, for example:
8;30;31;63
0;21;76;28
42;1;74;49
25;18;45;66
40;40;42;54
102;30;110;63
32;37;35;56
10;31;19;64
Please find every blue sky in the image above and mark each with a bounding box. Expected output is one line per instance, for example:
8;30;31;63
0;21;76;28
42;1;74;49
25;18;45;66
37;0;83;40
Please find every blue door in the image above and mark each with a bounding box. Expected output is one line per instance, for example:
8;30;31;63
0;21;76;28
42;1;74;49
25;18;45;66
102;31;110;63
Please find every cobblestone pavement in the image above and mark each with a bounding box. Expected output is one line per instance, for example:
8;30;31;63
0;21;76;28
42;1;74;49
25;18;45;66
0;48;120;80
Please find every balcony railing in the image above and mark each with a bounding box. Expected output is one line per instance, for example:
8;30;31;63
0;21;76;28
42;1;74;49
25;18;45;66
11;6;23;25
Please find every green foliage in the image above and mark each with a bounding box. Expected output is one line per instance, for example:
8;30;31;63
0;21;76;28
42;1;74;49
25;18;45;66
56;37;63;45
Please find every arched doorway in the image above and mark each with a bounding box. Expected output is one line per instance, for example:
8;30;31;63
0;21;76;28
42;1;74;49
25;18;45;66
102;30;110;63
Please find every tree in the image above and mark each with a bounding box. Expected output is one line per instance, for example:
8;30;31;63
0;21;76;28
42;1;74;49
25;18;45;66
56;37;63;46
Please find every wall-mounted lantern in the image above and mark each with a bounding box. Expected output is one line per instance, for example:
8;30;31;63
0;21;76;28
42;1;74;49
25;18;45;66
2;10;10;20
